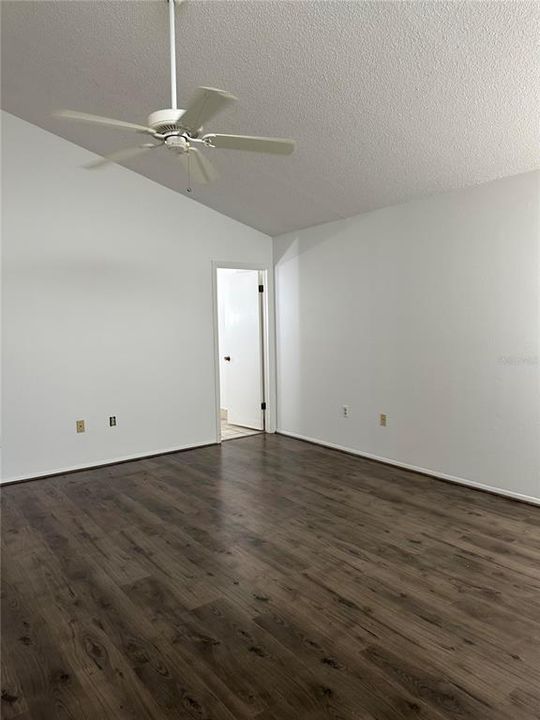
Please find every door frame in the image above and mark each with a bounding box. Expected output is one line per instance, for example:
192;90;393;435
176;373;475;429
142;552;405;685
211;261;277;443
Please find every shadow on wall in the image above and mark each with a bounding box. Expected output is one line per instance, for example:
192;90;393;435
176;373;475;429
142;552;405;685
8;255;166;292
273;215;362;264
274;219;385;448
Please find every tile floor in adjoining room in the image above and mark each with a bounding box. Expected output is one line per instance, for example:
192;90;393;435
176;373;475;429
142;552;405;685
221;419;262;441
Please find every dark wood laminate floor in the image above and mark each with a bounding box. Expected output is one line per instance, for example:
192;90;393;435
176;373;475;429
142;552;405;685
1;434;540;720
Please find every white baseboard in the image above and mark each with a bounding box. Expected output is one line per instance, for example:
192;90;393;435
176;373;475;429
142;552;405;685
277;429;540;507
4;432;538;507
0;440;216;485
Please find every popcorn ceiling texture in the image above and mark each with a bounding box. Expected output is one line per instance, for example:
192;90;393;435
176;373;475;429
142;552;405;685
2;0;538;235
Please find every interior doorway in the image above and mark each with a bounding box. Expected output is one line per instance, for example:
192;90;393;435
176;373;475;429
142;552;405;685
216;268;266;441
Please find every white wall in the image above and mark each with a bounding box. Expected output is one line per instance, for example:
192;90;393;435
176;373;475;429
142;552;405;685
275;171;540;503
1;112;272;482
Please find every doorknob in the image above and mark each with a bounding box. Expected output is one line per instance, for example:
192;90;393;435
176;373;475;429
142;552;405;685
224;356;231;362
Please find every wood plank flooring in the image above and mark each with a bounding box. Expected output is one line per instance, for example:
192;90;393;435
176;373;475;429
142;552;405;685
1;433;539;720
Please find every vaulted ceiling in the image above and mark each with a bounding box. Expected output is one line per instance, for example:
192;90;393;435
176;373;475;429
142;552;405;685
2;0;538;235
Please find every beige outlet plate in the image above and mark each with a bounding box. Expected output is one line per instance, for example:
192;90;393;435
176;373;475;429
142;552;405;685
379;413;387;427
76;419;85;433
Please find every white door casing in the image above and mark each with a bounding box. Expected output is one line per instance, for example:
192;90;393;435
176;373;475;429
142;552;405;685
217;269;263;430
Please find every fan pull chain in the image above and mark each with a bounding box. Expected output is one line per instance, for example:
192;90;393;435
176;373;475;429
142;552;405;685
186;150;192;193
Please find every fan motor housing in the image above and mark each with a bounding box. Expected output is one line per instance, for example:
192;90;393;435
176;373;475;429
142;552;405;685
147;108;186;135
165;135;189;152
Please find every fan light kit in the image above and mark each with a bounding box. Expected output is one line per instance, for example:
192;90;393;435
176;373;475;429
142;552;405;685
53;0;295;190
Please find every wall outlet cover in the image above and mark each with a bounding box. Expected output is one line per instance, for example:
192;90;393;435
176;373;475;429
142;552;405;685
76;419;85;433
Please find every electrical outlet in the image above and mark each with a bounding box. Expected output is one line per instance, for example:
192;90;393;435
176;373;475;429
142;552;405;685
109;416;117;427
76;419;85;433
379;413;387;427
342;405;350;417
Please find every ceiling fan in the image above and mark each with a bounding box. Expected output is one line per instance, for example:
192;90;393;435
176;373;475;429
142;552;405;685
54;0;295;188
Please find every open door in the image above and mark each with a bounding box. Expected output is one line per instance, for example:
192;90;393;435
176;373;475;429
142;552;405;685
217;269;264;434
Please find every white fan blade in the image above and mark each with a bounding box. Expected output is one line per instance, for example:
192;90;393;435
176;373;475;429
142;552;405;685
54;110;152;134
179;148;218;184
202;133;295;155
179;87;237;134
84;143;161;170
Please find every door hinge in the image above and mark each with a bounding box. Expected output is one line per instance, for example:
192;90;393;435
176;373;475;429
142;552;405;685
261;402;267;411
258;284;264;293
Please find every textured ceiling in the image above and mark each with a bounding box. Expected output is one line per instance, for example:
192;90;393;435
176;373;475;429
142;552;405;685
2;0;539;235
